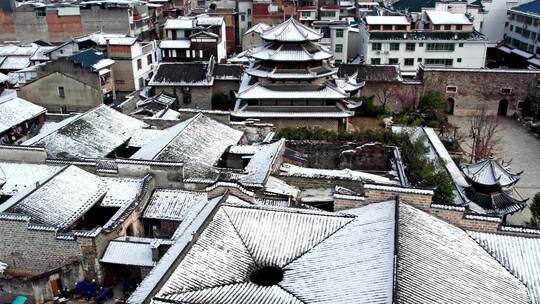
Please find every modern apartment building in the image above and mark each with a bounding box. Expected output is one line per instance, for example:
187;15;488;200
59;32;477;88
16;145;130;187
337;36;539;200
502;0;540;67
359;13;488;74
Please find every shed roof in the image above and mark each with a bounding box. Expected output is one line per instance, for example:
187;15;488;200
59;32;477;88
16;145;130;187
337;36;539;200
100;177;146;207
365;15;409;25
213;64;244;80
101;239;157;267
26;105;148;159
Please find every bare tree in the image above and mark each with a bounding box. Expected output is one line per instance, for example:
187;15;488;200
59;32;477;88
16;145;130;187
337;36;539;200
468;106;501;162
374;86;396;110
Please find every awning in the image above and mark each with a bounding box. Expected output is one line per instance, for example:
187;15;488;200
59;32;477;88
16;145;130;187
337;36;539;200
98;68;111;75
497;46;512;54
511;48;533;59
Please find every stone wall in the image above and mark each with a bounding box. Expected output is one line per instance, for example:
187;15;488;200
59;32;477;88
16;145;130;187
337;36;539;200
80;7;130;36
250;117;342;132
422;69;538;116
278;175;364;193
154;86;213;110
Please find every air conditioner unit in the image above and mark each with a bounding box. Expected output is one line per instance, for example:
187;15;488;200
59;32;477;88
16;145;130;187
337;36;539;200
376;51;381;54
383;51;389;54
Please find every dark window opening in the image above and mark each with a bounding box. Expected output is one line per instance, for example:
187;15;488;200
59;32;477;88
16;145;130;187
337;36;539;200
71;204;120;231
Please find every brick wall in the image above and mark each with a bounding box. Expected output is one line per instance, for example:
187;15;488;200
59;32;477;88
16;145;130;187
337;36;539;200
251;117;342;132
46;12;82;43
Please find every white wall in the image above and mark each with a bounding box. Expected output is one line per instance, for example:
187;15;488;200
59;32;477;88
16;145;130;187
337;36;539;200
480;0;534;43
238;1;253;36
504;10;540;55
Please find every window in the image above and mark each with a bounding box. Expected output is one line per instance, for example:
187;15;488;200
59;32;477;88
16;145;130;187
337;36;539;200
536;46;540;54
147;54;153;65
456;25;463;30
500;88;512;94
425;58;453;66
247;8;252;15
426;43;455;52
371;58;381;64
446;86;458;93
406;43;415;51
434;25;440;30
182;87;191;104
395;25;407;30
444;25;451;30
388;58;399;64
532;32;537;41
336;29;344;38
382;25;392;30
459;43;464;47
390;43;400;51
335;44;343;53
320;11;336;18
419;43;424;47
35;10;45;17
417;57;422;62
241;15;245;21
515;26;523;34
302;11;311;18
138;78;144;89
510;25;514;31
137;59;142;70
404;58;414;66
372;43;382;51
58;86;65;98
457;58;462;62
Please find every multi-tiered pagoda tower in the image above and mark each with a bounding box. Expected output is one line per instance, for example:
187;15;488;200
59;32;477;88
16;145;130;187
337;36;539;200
461;158;527;216
232;18;362;130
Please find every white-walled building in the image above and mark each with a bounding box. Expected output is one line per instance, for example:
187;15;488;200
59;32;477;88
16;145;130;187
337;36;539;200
312;20;358;63
238;0;254;36
502;0;540;66
359;14;488;74
476;0;534;43
106;37;157;93
160;15;227;62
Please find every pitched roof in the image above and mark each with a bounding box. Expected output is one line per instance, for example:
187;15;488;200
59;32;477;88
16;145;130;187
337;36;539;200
148;201;394;304
101;239;157;267
462;158;522;187
261;17;323;42
149;62;214;87
131;114;243;179
0;162;64;196
213;64;244;80
69;49;114;71
512;0;540;16
396;203;531;304
248;41;332;62
100;177;146;207
468;231;540;304
26;105;148;159
237;83;348;99
244;23;271;35
7;165;106;229
164;18;195;30
143;190;208;221
0;95;46;134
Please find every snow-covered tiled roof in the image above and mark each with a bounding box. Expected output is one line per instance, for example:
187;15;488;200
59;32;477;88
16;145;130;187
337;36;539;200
0;162;64;196
280;163;400;185
149;62;214;87
131;114;243;179
0;72;8;83
0;96;46;134
27;105;148;159
425;10;472;25
7;165;106;229
101;239;156;267
196;16;224;26
397;203;531;303
74;33;127;46
159;40;191;49
237;83;348;99
365;16;409;25
0;56;31;70
30;46;55;61
100;177;145;207
468;231;540;304
462;158;521;187
128;129;164;148
261;17;323;42
244;23;271;35
148;201;395;304
0;44;38;56
143;189;208;221
248;42;332;62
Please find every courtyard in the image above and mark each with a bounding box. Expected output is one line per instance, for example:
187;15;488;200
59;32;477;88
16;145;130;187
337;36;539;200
449;116;540;225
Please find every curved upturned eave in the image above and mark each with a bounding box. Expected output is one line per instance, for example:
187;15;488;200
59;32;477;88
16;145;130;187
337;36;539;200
246;67;338;80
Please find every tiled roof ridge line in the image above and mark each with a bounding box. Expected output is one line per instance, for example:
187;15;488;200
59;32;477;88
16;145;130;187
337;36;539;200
221;207;260;268
223;202;355;218
275;283;309;304
279;215;356;270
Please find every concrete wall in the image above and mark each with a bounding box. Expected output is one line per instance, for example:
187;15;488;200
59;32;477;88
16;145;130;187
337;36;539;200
154;86;213;110
246;117;342;132
13;9;48;43
80;7;130;36
113;59;136;93
19;72;102;113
